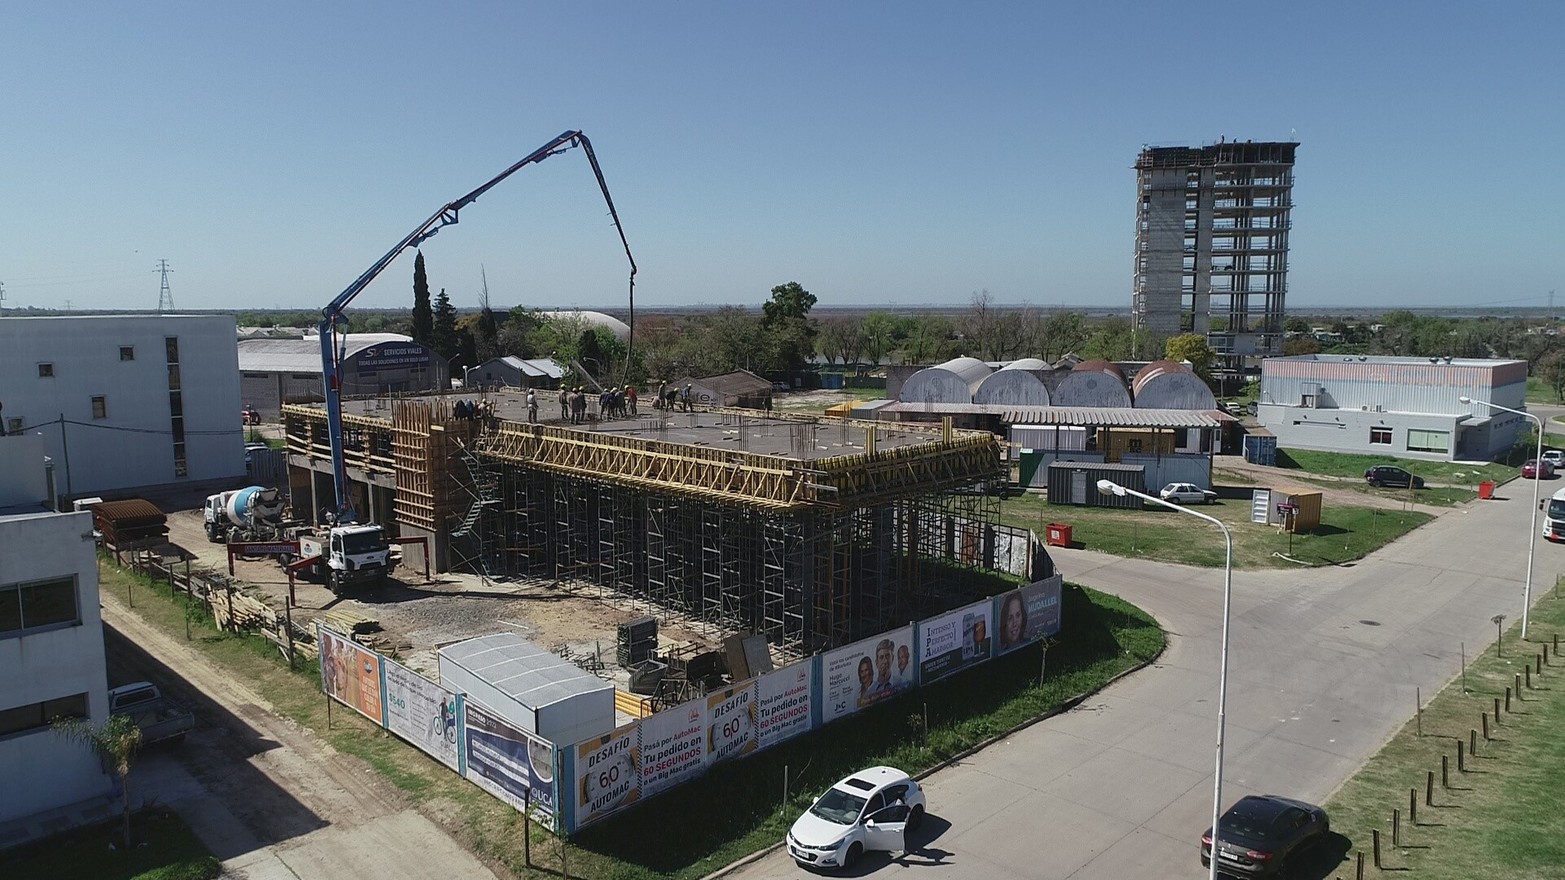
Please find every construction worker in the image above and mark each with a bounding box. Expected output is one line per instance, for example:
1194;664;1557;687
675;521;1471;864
656;380;667;411
626;384;638;416
526;389;538;423
558;386;570;421
681;382;694;412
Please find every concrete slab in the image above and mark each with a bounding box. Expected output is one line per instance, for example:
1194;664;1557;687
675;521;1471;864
1046;747;1206;826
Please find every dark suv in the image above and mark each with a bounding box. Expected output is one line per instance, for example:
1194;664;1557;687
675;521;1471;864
1365;465;1424;489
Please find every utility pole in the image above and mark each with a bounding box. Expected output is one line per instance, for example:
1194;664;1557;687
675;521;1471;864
156;259;175;313
0;280;6;316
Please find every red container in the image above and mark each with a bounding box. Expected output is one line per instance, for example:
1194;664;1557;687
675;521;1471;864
1479;480;1495;500
1046;522;1072;548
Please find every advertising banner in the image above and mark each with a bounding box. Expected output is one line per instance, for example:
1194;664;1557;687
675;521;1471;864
574;722;641;829
754;660;813;750
918;599;993;684
464;700;556;821
382;658;460;771
705;683;758;765
821;626;914;723
994;575;1065;655
355;343;431;373
318;625;384;725
638;699;706;797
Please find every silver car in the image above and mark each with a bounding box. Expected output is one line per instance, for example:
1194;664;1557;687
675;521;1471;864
1159;482;1217;504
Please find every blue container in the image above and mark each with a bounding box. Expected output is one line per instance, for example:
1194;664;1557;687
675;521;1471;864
822;372;845;390
1243;435;1278;467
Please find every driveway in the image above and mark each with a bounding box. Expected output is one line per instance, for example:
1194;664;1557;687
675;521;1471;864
725;490;1555;878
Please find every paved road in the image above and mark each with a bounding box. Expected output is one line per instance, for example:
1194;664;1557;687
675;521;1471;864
728;489;1559;879
102;593;499;880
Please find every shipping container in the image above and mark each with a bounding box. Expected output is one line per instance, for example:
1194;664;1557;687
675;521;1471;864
1046;461;1147;508
1243;434;1278;466
438;632;615;747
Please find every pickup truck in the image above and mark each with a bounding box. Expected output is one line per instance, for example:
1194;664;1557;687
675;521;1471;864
109;682;194;745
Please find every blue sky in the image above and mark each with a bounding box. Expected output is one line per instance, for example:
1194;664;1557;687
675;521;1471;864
2;2;1560;314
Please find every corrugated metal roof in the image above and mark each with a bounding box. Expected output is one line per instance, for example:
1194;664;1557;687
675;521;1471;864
496;356;565;379
440;633;610;708
238;334;413;374
883;402;1228;427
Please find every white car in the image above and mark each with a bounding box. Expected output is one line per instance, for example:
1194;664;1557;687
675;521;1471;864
1543;449;1564;469
786;766;924;870
1159;482;1217;504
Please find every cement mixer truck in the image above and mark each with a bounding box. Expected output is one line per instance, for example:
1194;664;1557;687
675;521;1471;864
204;485;289;543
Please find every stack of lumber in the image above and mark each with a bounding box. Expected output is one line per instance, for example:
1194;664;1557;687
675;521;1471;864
322;609;380;637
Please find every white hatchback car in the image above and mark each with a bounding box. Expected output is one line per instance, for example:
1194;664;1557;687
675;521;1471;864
786;766;924;870
1159;482;1217;504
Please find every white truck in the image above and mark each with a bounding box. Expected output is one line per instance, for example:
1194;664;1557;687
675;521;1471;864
109;682;194;746
284;522;395;593
205;486;393;593
1544;487;1565;542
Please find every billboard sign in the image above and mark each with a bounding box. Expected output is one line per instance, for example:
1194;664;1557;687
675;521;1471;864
821;626;914;723
638;699;706;797
994;575;1064;654
574;723;640;829
754;660;813;750
382;658;460;771
318;625;384;725
355;343;431;373
919;598;993;684
464;700;556;822
705;683;758;765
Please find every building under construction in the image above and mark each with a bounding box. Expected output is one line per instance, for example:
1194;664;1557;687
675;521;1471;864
282;393;1042;659
1132;140;1298;365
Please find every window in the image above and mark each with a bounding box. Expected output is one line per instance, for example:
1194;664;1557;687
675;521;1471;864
1370;427;1392;445
37;363;54;378
1407;429;1450;454
120;346;135;361
0;693;89;738
0;576;80;637
5;417;22;435
165;336;187;477
91;396;107;419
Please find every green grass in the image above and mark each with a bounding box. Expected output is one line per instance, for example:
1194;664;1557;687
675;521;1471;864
1322;582;1565;878
0;810;220;880
1000;492;1432;569
1277;447;1516;487
98;557;1163;880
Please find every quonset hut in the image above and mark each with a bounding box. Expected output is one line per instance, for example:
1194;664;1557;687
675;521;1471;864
973;359;1052;407
899;357;992;405
1131;360;1217;410
1051;360;1132;408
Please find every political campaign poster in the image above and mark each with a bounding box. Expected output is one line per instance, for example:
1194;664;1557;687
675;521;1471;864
574;722;640;829
464;699;556;822
994;575;1065;655
318;624;384;724
705;683;758;765
382;658;460;771
754;660;813;751
821;626;914;723
638;698;707;797
918;598;993;684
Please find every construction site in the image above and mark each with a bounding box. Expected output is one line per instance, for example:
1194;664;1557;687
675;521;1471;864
279;392;1046;661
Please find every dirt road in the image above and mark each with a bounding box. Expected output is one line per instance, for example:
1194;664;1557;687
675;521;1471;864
101;591;500;880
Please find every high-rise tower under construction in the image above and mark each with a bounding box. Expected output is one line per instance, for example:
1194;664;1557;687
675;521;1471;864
1132;141;1297;363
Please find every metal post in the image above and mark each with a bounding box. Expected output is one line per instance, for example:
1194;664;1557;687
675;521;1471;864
1442;755;1449;788
524;790;531;865
1462;641;1467;692
1457;738;1465;772
1416;686;1422;736
1462;398;1540;638
1409;788;1417;825
1426;771;1434;806
1392;808;1400;846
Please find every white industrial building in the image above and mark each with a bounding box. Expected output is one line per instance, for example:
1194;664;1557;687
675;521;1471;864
0;433;113;826
0;314;244;500
237;333;449;421
1256;355;1528;462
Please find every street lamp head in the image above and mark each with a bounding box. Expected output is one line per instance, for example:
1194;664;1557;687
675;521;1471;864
1459;396;1472;404
1096;479;1125;497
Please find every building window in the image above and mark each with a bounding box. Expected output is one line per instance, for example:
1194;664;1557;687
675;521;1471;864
165;336;187;477
0;576;81;638
1406;429;1451;454
0;693;89;739
91;396;107;419
5;417;23;435
120;346;135;361
1370;427;1392;445
38;363;54;378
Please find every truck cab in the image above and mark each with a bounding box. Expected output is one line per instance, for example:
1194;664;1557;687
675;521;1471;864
297;523;393;593
1544;488;1565;542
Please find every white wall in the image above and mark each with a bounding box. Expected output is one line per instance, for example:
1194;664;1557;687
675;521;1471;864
0;315;244;495
0;510;112;821
0;434;50;507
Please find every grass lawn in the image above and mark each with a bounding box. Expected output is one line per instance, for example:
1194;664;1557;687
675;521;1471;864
0;810;220;880
99;558;1163;880
1276;448;1515;487
1321;582;1565;878
1000;492;1432;569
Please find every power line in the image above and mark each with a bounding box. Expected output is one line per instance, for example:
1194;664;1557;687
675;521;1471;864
156;259;175;313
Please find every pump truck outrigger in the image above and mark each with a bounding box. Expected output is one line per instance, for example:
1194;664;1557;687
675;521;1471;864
311;130;635;592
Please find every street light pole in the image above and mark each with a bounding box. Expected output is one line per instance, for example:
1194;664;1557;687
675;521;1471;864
1461;396;1540;640
1099;479;1233;880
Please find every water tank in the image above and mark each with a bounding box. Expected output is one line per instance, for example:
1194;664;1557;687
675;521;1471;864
1052;360;1131;408
1131;360;1217;410
899;356;993;405
974;359;1052;406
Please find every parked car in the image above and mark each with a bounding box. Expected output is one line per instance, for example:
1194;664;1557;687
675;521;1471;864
1364;465;1424;489
1201;794;1330;877
109;682;194;746
786;766;924;870
1543;449;1565;469
244;443;269;468
1160;482;1218;505
1522;458;1555;479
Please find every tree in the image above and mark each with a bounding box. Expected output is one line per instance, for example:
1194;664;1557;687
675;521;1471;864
958;290;1033;361
1282;336;1322;356
1284;316;1311;334
1038;312;1089;363
54;714;142;850
762;281;817;324
473;268;501;362
762;282;818;373
431;288;459;361
1080;318;1136;361
862;312;897;365
1166;333;1218;380
1539;349;1565;403
411;252;433;345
